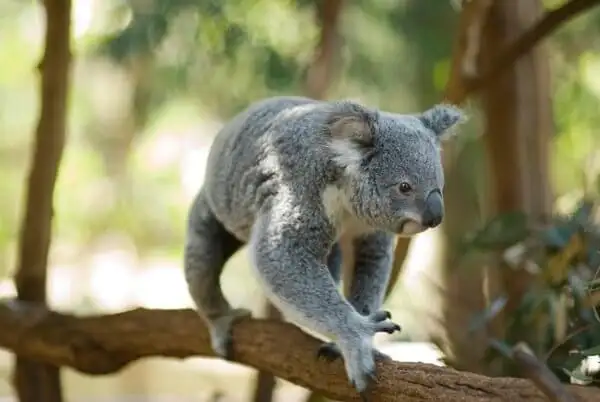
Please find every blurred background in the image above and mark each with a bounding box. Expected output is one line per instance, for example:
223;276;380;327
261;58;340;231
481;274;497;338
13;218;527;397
1;0;600;401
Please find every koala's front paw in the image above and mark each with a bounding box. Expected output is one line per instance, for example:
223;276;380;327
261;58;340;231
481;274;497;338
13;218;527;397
316;311;400;364
208;308;252;360
339;310;401;400
366;310;401;334
339;337;377;401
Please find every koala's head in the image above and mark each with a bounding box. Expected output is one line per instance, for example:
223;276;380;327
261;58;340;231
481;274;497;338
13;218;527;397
324;101;465;236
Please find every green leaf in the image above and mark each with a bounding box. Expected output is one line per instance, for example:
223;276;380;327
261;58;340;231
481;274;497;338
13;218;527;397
462;211;529;252
562;366;595;384
488;338;514;359
468;295;508;332
541;226;573;249
432;59;450;92
568;273;597;323
581;344;600;356
570;200;594;226
555;352;585;371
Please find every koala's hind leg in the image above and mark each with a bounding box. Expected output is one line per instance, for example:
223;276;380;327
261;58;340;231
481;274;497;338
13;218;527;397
184;189;250;360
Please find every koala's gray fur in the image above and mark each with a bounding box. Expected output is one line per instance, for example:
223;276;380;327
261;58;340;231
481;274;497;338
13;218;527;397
184;96;464;399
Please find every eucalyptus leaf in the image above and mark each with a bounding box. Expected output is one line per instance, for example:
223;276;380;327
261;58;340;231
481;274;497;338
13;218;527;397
463;211;529;252
553;352;585;372
541;226;572;249
468;296;508;332
569;272;597;323
563;365;595;385
581;344;600;356
570;200;594;226
488;338;514;359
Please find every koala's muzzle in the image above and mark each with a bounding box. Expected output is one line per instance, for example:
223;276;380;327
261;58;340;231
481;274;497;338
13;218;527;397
422;189;444;228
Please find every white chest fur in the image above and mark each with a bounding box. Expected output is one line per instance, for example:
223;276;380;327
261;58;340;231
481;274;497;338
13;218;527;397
321;185;373;241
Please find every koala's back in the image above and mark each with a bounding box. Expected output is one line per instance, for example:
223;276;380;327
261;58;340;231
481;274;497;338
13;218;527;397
202;96;327;242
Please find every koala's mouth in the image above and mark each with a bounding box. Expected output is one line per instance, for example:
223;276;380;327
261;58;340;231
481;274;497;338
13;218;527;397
396;219;425;237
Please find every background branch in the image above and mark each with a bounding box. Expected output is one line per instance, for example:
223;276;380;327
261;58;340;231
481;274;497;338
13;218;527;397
445;0;600;104
0;301;596;402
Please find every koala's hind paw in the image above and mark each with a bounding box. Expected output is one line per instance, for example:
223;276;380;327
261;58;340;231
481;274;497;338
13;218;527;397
208;308;252;360
316;341;342;362
368;310;401;335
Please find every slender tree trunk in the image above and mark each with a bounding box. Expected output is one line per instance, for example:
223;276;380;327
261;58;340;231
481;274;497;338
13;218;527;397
12;0;72;401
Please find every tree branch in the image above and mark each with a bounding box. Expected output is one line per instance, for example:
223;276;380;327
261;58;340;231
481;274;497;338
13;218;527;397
445;0;600;104
0;301;596;402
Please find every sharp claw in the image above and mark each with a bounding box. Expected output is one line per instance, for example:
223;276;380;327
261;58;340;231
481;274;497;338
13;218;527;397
377;321;402;335
360;372;376;402
370;310;390;322
223;335;235;361
316;343;342;362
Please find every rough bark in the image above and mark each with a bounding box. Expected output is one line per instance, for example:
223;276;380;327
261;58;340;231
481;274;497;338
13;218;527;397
478;0;553;373
444;0;600;105
12;0;72;401
0;302;595;402
424;0;491;374
433;0;595;376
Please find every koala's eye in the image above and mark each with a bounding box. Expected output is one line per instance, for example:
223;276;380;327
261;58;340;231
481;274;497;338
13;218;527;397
398;182;413;194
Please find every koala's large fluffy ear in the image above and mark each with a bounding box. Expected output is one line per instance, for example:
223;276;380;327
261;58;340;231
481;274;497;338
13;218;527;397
324;101;375;170
420;104;466;141
326;101;375;145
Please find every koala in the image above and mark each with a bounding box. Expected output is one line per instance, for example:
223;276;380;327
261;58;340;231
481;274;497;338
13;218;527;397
184;96;464;400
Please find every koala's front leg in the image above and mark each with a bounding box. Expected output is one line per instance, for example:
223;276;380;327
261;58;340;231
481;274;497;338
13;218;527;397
347;232;395;315
318;232;397;362
249;205;400;398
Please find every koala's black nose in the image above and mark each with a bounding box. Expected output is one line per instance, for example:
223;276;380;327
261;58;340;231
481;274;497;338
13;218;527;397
423;190;444;228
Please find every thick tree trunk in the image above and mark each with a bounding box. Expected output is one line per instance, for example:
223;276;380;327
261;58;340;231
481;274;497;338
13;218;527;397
12;0;72;401
397;0;492;374
478;0;553;373
435;0;553;375
434;142;489;373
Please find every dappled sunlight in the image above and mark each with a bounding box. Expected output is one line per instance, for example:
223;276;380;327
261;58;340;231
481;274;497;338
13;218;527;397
2;0;600;400
133;260;192;309
88;248;138;312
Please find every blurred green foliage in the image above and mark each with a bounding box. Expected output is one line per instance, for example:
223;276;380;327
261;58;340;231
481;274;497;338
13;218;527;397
0;0;461;274
0;0;598;386
466;201;600;384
